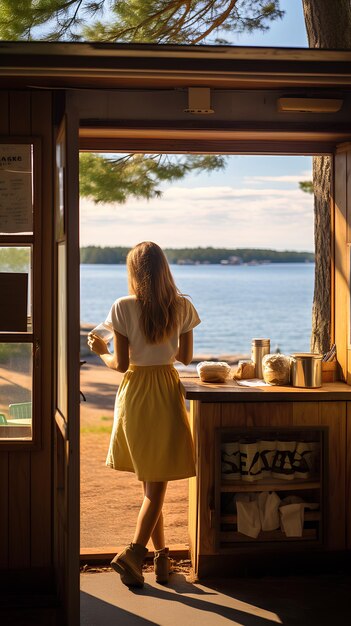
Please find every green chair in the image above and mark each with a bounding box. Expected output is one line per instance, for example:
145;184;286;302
0;414;7;425
8;402;32;419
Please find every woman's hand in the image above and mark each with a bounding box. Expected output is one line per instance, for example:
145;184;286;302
87;333;109;355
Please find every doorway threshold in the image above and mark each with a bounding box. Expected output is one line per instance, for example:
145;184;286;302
80;544;190;565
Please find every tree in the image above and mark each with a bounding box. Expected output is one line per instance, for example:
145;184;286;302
0;247;30;271
0;1;106;41
1;0;349;352
301;0;351;353
80;153;225;203
0;1;283;42
83;0;283;44
299;181;313;195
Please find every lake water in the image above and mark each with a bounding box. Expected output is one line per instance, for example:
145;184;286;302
80;263;314;356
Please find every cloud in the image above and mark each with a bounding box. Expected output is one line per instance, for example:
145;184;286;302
80;183;314;251
244;172;312;184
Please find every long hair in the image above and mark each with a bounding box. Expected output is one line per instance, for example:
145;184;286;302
127;242;182;344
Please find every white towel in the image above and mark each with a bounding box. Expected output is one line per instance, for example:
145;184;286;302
258;491;281;531
235;494;261;538
280;503;305;537
279;495;305;537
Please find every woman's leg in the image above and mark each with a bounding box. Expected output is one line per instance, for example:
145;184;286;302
142;482;166;550
133;481;167;548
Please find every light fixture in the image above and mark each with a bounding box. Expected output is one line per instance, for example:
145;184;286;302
277;97;343;113
184;88;214;114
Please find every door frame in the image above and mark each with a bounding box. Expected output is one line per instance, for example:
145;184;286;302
53;98;80;626
78;127;338;560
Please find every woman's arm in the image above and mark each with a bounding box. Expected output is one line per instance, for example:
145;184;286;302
176;330;193;366
88;331;129;372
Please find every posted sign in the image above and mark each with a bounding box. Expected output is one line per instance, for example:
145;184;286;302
0;144;33;233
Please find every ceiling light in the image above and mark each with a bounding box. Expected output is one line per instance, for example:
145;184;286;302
277;97;343;113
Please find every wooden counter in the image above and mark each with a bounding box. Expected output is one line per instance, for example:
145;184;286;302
181;376;351;578
181;377;351;401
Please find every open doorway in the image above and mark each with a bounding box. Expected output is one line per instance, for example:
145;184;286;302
79;151;315;555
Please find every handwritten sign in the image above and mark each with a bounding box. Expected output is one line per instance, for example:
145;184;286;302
0;144;33;233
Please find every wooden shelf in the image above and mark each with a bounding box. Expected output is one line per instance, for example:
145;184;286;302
221;478;321;492
220;510;321;524
220;528;317;543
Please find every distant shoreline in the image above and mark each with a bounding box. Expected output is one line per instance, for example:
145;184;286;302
81;246;314;266
80;261;315;266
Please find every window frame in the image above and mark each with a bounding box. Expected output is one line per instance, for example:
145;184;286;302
0;137;42;450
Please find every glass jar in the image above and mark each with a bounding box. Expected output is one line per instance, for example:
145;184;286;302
251;338;270;379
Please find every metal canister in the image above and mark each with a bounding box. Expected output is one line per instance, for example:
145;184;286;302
251;338;270;379
290;353;323;388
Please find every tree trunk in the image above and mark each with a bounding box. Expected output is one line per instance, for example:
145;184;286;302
310;156;331;352
302;0;351;353
302;0;351;48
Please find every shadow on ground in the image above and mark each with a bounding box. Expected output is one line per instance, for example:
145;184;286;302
81;570;351;626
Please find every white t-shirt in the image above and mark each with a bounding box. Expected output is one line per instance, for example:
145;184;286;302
105;295;201;366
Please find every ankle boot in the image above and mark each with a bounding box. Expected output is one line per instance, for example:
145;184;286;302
111;543;148;588
154;547;171;584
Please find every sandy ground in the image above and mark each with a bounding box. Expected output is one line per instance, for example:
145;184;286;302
80;355;189;550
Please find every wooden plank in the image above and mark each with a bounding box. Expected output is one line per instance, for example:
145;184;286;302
30;91;52;568
221;511;321;523
347;402;351;549
346;147;351;383
220;529;317;543
221;402;246;428
221;480;321;493
9;91;31;135
0;453;9;567
63;99;81;626
347;148;351;244
0;92;9;134
330;156;335;347
188;401;199;569
292;402;324;542
348;349;351;386
221;402;295;433
197;403;221;556
247;402;293;428
320;402;346;550
6;91;32;571
334;150;348;381
292;402;320;427
8;451;31;567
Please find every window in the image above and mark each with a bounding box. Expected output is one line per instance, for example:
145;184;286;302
0;141;40;443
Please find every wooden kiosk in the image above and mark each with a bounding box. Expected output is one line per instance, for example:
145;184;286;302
181;379;351;577
1;42;351;624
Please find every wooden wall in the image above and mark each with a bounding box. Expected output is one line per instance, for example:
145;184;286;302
0;91;54;578
333;145;351;550
0;88;350;585
334;144;351;383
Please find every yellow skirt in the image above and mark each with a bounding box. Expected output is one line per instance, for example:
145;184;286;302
106;364;196;481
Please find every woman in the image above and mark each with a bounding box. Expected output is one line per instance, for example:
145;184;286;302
88;241;200;587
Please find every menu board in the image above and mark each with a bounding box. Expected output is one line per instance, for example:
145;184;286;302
0;144;33;233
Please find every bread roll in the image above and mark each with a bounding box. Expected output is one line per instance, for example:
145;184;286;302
234;360;256;379
197;361;231;383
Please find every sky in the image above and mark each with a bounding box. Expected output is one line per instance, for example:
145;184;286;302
80;0;314;251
